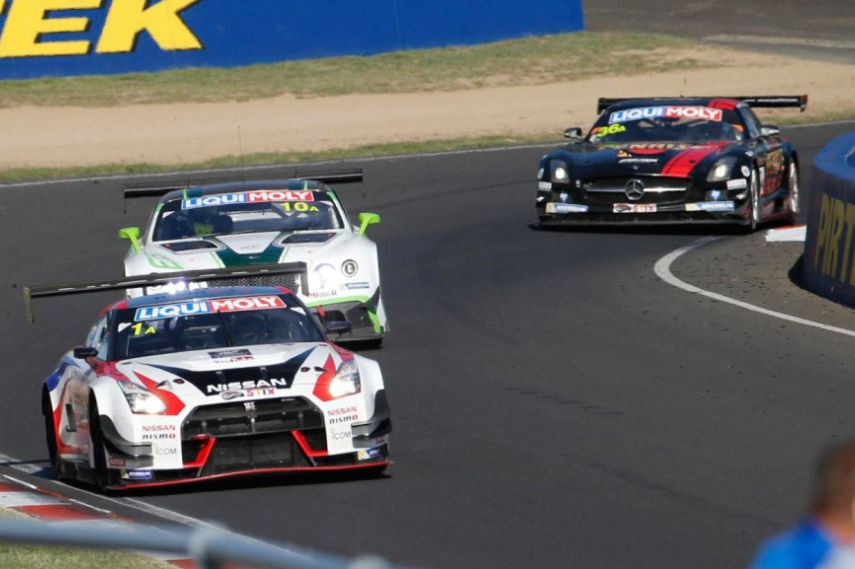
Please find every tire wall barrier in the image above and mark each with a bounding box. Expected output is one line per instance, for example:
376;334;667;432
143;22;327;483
803;131;855;305
0;0;585;79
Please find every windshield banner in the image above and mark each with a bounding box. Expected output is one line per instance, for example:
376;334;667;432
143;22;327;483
134;296;286;321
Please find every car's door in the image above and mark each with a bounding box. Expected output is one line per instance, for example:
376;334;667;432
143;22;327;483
741;106;785;198
67;315;109;454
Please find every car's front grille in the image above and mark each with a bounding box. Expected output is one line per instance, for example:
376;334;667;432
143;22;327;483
200;433;312;475
207;273;301;293
583;176;690;206
183;397;324;439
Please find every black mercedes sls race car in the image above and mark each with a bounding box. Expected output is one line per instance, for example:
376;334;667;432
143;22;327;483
535;95;807;230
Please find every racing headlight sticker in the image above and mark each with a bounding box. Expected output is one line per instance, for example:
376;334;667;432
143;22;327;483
120;383;167;415
314;359;361;401
707;157;738;182
310;263;339;291
550;160;570;183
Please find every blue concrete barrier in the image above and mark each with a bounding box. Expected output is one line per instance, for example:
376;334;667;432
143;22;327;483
803;131;855;305
0;0;584;79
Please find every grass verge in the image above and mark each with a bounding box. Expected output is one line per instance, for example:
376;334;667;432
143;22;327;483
0;32;706;107
0;508;170;569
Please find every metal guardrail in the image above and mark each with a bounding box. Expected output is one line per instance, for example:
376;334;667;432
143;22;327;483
0;518;402;569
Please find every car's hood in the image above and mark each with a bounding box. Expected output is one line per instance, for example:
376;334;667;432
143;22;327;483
116;342;339;398
137;230;352;272
554;141;737;178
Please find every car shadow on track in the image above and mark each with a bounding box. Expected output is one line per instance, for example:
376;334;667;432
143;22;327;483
527;220;790;237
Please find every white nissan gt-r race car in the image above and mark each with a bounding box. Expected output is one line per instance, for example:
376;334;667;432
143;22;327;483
119;172;387;347
25;268;391;491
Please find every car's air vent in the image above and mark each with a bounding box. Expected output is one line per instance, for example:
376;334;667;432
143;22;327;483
161;241;218;252
280;232;336;245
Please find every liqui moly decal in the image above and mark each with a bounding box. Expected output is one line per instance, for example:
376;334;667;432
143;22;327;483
609;106;723;124
181;190;314;210
135;296;286;321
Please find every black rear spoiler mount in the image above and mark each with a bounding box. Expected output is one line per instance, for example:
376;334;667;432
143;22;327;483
596;95;808;114
23;262;309;323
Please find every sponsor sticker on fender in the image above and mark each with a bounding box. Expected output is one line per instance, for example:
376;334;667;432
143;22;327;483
609;106;723;124
135;296;285;321
182;190;314;210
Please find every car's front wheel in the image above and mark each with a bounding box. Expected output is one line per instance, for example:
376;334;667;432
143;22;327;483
88;398;110;492
786;160;800;224
42;390;61;477
745;167;761;233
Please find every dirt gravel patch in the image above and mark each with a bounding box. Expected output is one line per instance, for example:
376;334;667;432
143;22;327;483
2;50;854;169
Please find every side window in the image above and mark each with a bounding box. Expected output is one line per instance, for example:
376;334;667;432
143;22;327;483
739;107;761;139
87;317;109;360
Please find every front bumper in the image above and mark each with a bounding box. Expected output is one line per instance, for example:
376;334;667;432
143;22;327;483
102;394;391;489
313;289;385;343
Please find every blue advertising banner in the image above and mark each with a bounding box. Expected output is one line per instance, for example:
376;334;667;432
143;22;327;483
0;0;585;79
802;131;855;306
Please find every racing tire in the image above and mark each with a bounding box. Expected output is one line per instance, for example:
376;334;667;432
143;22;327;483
42;391;61;477
743;167;761;233
786;160;801;225
88;398;110;492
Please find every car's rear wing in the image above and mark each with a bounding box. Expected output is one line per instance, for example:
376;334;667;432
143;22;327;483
23;263;308;323
596;95;808;114
122;169;365;201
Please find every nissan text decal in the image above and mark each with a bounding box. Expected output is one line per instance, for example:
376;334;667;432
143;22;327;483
134;295;285;321
0;0;203;58
609;106;723;124
181;190;315;210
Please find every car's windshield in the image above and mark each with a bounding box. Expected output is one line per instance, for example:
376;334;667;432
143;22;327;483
112;294;324;360
153;190;343;241
589;105;746;144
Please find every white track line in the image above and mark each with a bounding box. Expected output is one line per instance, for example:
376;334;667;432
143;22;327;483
653;236;855;339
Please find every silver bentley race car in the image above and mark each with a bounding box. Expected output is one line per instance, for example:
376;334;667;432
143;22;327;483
119;172;387;346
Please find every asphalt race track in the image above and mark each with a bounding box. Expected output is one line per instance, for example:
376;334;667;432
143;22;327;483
1;121;855;568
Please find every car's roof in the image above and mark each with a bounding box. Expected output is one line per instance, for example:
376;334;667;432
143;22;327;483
114;286;290;311
160;179;332;203
605;98;744;112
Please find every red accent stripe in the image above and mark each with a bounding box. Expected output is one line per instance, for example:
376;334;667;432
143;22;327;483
135;372;186;415
708;98;738;110
183;437;216;469
16;504;103;521
109;461;390;490
661;146;720;177
292;431;329;458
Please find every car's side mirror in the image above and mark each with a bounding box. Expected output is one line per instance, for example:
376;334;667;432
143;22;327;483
118;226;142;253
357;212;381;236
760;125;781;137
73;346;98;360
563;127;583;140
325;320;353;335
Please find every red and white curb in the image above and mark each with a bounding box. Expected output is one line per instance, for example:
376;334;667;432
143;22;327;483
0;474;194;568
765;224;806;242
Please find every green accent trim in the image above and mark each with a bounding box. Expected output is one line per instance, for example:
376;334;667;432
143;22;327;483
214;243;283;267
210;251;225;268
277;246;290;263
182;188;189;200
118;226;142;253
304;295;371;308
146;253;183;270
358;212;381;236
366;307;383;334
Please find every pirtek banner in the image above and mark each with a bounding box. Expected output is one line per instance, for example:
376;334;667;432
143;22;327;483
0;0;585;79
803;131;855;306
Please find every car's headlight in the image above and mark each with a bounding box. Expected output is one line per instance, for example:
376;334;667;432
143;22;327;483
314;360;361;401
310;263;338;291
707;158;738;182
120;384;166;415
550;160;570;183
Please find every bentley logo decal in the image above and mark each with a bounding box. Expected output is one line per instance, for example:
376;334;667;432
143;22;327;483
625;178;645;201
